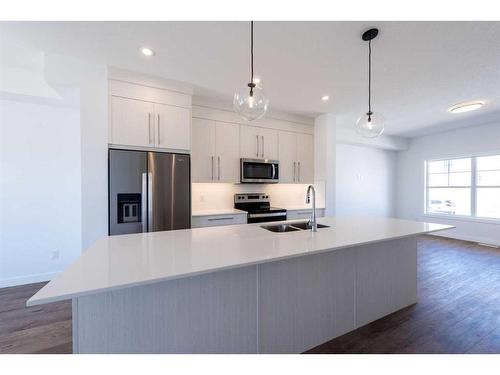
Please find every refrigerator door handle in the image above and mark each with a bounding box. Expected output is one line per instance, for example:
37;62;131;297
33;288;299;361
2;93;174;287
141;173;148;232
147;172;153;232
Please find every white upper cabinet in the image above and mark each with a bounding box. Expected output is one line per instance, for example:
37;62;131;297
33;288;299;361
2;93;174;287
192;118;216;182
278;131;297;183
215;122;240;182
278;131;314;184
111;97;155;148
296;133;314;183
240;125;278;160
155;103;191;151
109;80;191;151
191;119;240;183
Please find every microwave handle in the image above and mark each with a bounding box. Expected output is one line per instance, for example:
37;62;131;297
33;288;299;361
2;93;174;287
272;163;276;180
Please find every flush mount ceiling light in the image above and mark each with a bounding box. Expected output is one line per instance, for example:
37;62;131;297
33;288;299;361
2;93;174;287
355;28;385;138
140;47;155;56
321;95;330;102
448;101;485;114
233;21;269;121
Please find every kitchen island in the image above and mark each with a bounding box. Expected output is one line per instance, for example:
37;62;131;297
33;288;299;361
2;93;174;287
28;216;452;353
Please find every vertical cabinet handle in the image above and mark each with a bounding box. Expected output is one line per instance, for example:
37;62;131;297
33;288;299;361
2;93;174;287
298;161;301;182
256;135;259;157
148;113;152;144
218;156;221;180
157;114;160;145
293;162;296;182
261;136;264;158
211;156;214;180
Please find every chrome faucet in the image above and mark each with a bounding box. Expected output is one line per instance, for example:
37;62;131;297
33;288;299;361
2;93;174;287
305;185;317;232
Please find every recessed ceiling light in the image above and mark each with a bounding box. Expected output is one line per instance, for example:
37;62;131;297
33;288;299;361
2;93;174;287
321;95;329;102
140;47;155;57
448;101;484;114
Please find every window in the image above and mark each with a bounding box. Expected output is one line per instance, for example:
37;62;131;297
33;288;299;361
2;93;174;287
425;154;500;220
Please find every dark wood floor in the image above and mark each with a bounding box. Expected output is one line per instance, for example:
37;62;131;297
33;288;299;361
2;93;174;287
1;235;500;354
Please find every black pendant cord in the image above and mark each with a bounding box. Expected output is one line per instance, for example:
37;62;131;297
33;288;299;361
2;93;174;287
368;39;372;121
248;21;256;97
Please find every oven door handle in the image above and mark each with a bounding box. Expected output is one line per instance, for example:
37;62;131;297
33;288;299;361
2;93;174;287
248;212;287;218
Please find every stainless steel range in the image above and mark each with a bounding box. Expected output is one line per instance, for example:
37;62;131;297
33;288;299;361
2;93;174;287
234;193;287;223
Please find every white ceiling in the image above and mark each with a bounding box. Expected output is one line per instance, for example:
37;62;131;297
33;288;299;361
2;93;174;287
2;21;500;137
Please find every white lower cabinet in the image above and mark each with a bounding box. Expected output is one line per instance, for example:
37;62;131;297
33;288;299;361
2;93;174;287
192;214;247;228
286;208;325;220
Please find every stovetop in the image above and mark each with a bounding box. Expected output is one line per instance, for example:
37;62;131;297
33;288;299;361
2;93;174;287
233;193;287;215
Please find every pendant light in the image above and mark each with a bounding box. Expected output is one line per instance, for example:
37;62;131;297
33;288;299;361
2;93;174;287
356;28;385;138
233;21;269;121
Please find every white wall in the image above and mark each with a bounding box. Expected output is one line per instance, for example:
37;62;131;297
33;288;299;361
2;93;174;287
314;114;336;216
0;97;82;287
0;47;108;287
336;143;397;217
396;121;500;245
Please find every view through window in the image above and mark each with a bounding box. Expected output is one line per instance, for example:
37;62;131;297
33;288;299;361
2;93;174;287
425;155;500;219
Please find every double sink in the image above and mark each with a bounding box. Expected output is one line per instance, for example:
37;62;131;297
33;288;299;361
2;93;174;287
261;221;330;233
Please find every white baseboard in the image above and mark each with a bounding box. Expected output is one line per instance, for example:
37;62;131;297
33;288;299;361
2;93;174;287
429;232;500;247
0;271;60;289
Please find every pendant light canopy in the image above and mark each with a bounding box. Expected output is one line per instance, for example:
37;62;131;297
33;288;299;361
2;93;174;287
233;21;269;121
356;28;385;138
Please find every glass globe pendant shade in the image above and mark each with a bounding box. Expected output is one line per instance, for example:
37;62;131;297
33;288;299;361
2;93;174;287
233;85;269;121
355;111;385;138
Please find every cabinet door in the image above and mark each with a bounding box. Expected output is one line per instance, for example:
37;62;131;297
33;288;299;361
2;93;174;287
215;122;240;183
240;125;260;159
111;96;154;147
260;128;278;160
192;118;216;182
154;103;191;151
296;133;314;183
278;131;297;183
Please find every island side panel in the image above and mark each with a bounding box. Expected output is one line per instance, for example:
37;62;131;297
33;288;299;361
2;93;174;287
355;236;418;328
258;248;357;354
74;266;258;353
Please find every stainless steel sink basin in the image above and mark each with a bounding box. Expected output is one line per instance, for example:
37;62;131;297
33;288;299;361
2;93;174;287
260;224;301;233
261;221;330;233
290;221;330;230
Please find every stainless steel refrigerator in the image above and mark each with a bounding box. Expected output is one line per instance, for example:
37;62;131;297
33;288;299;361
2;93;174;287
109;149;191;235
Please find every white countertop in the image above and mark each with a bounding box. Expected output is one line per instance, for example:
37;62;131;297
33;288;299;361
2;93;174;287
191;208;247;217
28;216;453;306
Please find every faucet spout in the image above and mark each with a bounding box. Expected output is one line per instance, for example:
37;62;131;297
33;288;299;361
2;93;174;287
306;185;317;232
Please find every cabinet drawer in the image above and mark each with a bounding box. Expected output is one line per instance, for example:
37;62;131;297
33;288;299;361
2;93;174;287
287;209;325;220
192;214;247;228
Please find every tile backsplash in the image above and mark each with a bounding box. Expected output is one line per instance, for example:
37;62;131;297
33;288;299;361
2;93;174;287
192;181;326;211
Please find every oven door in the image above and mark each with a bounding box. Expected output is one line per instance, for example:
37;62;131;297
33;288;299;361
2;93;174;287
241;158;279;183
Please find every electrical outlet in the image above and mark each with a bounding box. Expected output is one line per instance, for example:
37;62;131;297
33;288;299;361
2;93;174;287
199;195;205;202
51;250;60;260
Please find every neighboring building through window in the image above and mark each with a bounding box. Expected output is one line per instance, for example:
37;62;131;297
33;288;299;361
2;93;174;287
425;154;500;220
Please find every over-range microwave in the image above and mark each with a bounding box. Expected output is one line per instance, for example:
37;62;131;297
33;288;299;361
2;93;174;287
240;158;279;183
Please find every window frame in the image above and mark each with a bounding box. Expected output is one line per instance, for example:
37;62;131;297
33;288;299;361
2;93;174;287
424;153;500;222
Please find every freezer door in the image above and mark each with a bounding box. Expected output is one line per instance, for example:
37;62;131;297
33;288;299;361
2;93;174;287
148;152;191;231
109;149;148;235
